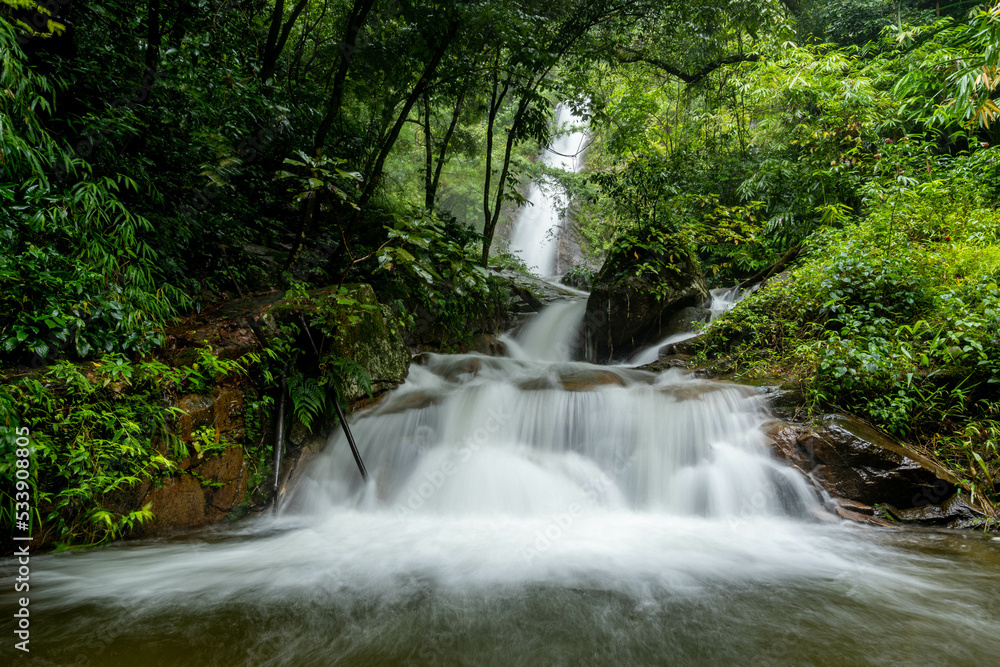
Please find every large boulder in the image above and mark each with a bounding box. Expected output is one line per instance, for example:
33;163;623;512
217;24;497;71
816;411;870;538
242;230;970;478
267;283;411;403
584;241;710;363
403;272;520;354
762;414;987;529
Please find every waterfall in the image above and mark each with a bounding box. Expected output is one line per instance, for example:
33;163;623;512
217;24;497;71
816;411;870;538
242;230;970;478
12;302;1000;666
500;299;586;362
285;302;817;520
508;104;588;277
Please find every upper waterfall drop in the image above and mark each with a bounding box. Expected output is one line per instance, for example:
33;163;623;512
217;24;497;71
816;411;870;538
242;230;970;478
508;104;588;277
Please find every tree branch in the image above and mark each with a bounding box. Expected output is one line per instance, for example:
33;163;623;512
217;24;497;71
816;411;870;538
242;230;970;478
614;51;761;85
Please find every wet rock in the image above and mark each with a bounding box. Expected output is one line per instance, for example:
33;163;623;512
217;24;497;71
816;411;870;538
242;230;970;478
350;391;392;414
834;505;896;528
762;413;981;527
832;498;876;516
883;493;985;529
660;306;711;339
518;377;557;391
762;420;811;474
276;433;328;503
754;384;805;410
434;356;482;383
636;355;693;373
175;387;244;440
467;333;507;357
499;269;581;306
371;391;442;415
584;242;710;363
661;382;754;403
661;335;704;357
802;415;950;507
558;369;627;391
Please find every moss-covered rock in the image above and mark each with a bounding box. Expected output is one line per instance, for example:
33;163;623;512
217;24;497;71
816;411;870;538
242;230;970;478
267;283;410;403
405;274;514;353
584;241;710;363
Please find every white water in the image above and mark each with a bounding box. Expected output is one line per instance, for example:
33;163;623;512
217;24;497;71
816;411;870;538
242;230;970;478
508;104;588;277
628;286;747;366
500;299;586;362
7;301;1000;665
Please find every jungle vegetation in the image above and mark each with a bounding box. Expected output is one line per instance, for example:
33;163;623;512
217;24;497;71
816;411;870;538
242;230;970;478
2;0;999;541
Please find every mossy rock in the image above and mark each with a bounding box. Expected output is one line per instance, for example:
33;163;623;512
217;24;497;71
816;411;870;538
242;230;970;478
267;284;410;403
584;240;710;363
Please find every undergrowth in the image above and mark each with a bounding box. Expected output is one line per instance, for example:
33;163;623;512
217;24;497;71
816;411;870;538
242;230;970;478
1;350;256;549
701;142;1000;512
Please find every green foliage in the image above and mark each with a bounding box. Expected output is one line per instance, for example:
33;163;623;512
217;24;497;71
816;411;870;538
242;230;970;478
264;283;378;433
562;263;596;285
182;347;253;396
0;348;258;547
377;208;505;346
701;159;1000;508
0;21;188;367
287;373;332;433
380;209;490;293
588;151;765;284
189;426;231;465
893;4;1000;133
1;357;180;548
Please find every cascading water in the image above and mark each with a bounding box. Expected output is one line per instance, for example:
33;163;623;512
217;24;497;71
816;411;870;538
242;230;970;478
287;308;817;521
507;104;588;277
6;302;1000;666
499;299;587;362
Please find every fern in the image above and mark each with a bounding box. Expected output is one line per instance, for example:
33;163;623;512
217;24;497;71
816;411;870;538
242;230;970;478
288;373;326;432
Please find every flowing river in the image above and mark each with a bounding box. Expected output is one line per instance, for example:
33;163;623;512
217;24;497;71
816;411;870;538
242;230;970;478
4;300;1000;666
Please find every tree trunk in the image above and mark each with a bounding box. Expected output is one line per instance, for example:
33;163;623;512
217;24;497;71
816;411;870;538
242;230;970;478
313;0;378;153
145;0;161;73
354;20;461;213
260;0;310;84
428;87;466;212
422;93;434;210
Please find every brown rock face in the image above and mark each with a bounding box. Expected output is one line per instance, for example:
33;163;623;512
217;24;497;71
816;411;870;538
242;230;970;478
145;474;207;530
199;446;250;522
175;387;244;440
763;414;985;529
144;445;250;535
558;369;628;392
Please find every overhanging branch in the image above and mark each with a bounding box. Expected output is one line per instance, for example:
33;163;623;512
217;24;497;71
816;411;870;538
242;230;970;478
615;51;762;85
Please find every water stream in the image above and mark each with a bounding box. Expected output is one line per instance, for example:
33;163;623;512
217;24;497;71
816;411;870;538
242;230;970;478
507;104;588;277
5;303;1000;666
